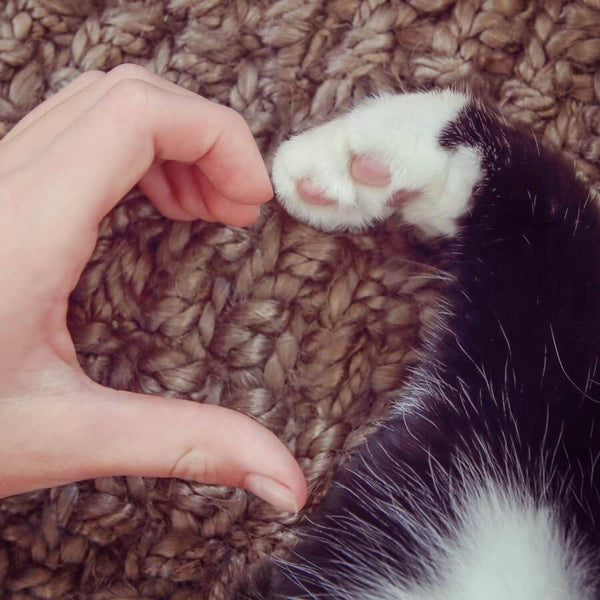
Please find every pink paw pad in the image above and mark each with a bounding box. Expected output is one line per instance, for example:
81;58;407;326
350;155;391;186
351;155;417;207
296;178;337;205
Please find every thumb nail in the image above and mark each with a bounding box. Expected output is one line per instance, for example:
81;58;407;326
244;474;299;513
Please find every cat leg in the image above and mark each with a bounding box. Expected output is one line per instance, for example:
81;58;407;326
271;90;482;237
266;90;600;600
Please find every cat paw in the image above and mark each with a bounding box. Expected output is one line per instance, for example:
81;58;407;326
272;90;483;238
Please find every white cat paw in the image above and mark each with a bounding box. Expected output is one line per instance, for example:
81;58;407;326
272;90;483;238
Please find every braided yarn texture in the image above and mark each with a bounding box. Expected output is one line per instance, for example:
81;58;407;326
0;0;599;598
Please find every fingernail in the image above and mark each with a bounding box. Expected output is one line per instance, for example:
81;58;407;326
351;155;391;186
244;474;299;513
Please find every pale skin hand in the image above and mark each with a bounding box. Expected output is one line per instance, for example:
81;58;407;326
0;64;311;512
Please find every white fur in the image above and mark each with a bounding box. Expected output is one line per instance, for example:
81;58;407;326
272;90;482;237
373;483;594;600
283;476;594;600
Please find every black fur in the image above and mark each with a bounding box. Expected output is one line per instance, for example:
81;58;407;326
238;99;600;599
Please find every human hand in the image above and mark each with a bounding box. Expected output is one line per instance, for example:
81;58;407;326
0;64;306;513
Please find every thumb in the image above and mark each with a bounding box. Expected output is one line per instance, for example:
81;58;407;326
1;379;306;513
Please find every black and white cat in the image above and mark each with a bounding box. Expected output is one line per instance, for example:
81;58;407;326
240;90;600;599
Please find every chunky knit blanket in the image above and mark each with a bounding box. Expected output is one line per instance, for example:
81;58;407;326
0;0;598;598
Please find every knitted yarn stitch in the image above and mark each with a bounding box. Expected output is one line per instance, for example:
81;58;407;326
0;1;598;598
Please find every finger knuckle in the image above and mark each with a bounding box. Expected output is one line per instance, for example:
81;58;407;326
103;78;151;115
225;107;248;130
107;62;150;83
170;446;218;484
74;70;103;85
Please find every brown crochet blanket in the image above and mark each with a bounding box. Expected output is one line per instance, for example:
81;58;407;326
0;0;598;598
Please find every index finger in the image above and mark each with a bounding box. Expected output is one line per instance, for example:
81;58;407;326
31;79;273;233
